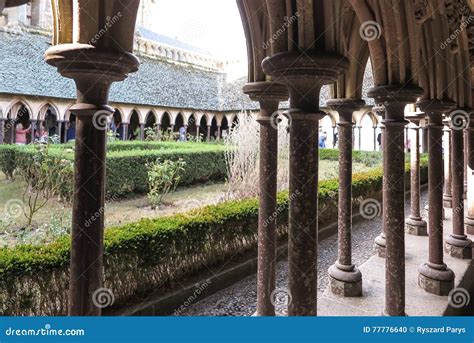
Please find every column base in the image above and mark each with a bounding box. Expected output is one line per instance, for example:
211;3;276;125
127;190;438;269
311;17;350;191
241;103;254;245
418;262;455;296
465;216;474;235
374;234;386;258
445;235;473;259
443;195;453;209
328;264;362;297
405;217;427;236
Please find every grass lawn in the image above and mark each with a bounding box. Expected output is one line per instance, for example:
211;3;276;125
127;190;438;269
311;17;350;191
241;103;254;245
0;159;374;246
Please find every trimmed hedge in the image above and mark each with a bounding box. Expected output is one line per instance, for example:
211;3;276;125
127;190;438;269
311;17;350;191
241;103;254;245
0;143;228;198
0;160;428;315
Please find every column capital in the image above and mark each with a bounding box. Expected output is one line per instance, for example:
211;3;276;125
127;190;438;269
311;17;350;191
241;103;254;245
262;51;348;112
416;99;456;116
243;81;288;103
327;98;365;123
368;85;423;105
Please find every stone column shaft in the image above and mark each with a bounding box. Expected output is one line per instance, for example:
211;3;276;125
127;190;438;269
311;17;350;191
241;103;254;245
327;99;365;297
0;119;4;144
443;124;453;208
373;105;386;257
466;120;474;234
445;114;472;259
243;82;288;316
140;123;145;141
370;85;423;316
417;100;455;296
405;119;427;236
207;125;211;142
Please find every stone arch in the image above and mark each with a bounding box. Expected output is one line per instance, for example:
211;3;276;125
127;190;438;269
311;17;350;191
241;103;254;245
37;101;61;121
358;111;379;151
128;110;140;141
160;111;172;131
187;113;198;138
5;98;34;120
174;112;185;132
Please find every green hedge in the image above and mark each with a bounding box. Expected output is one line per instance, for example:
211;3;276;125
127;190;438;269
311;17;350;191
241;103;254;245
0;160;427;316
0;143;228;198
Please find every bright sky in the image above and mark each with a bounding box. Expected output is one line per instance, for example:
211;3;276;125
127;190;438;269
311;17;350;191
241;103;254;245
150;0;248;77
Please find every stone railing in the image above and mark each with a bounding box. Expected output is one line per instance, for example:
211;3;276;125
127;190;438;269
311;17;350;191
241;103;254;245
134;36;226;72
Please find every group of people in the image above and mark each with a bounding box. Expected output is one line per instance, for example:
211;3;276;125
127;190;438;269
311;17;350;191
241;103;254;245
12;121;76;145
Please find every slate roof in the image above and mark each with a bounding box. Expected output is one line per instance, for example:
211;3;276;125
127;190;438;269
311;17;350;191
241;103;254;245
0;30;374;112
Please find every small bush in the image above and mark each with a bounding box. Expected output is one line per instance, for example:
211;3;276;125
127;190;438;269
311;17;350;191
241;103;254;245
146;158;186;208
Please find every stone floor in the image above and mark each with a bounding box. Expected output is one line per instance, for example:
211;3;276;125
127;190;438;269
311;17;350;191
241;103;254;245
176;190;472;316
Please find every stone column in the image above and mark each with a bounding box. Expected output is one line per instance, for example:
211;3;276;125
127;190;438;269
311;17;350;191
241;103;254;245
122;123;129;141
207;125;211;142
369;85;423;316
217;125;221;141
10;120;15;144
405;115;427;236
443;120;453;208
373;105;386;257
156;124;161;140
57;120;63;143
30;120;37;143
358;126;362;150
243;82;288;316
445;110;472;259
466;115;474;234
373;126;377;151
417;100;455;296
0;118;4;144
263;50;349;316
140;123;145;141
46;45;139;316
327;99;365;297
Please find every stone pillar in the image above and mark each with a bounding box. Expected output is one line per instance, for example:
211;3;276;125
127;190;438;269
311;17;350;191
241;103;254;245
443;120;453;208
421;126;429;153
156;124;161;140
10;120;15;144
57;120;63;143
369;85;423;316
466;115;474;234
46;44;139;316
243;82;288;316
207;125;211;142
373;105;386;257
217;125;221;141
373;126;377;151
0;118;4;144
140;123;145;141
445;110;472;259
417;100;455;296
30;120;37;144
405;115;427;236
122;123;129;141
358;126;362;150
327;99;365;297
263;50;349;316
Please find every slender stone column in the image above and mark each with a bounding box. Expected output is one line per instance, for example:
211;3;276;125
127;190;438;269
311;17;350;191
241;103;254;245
373;105;386;257
443;120;453;208
466;109;474;234
46;46;139;316
243;82;288;316
445;110;472;259
207;125;211;142
327;99;365;297
405;115;427;235
217;125;221;141
357;126;362;150
369;85;423;316
140;124;145;141
30;120;37;144
373;126;377;151
57;120;64;143
417;100;455;296
122;123;129;141
10;120;15;144
263;51;348;316
0;118;5;144
156;124;161;138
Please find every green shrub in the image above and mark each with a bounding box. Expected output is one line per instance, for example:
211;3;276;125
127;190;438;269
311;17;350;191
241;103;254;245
146;158;186;208
0;161;428;315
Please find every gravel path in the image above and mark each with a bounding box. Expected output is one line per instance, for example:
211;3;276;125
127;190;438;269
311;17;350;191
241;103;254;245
178;191;429;316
